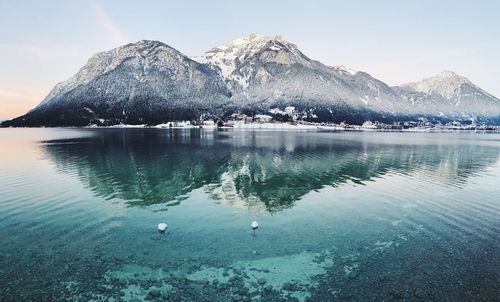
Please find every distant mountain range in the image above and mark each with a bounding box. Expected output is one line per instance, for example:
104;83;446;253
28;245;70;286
3;34;500;127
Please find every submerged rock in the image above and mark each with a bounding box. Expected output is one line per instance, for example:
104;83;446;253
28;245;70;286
230;287;240;294
238;287;248;295
281;282;295;291
232;294;242;301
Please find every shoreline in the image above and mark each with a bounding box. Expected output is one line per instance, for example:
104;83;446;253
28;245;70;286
2;122;498;133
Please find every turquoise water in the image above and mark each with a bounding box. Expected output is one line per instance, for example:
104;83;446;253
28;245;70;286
0;128;499;301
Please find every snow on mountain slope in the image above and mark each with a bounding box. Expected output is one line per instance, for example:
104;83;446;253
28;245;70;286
8;40;232;126
401;71;472;99
195;34;409;122
332;65;358;76
395;71;500;121
196;33;499;123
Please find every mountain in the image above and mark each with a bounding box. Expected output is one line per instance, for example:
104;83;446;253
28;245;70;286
393;71;500;123
2;35;500;127
194;34;499;124
194;34;411;124
2;40;231;127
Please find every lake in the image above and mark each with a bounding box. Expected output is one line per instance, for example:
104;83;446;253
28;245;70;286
0;128;499;301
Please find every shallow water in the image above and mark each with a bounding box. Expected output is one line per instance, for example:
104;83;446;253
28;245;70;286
0;128;499;301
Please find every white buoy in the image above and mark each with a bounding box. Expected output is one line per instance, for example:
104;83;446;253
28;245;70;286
251;221;259;236
158;223;168;234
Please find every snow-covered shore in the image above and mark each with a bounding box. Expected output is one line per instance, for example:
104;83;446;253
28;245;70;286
83;122;500;133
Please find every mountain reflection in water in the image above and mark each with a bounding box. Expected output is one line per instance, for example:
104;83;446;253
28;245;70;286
41;129;500;212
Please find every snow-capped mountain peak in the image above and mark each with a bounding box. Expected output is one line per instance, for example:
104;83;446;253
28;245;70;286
395;70;500;120
220;33;284;50
41;40;185;106
437;70;467;80
402;70;472;99
193;33;300;78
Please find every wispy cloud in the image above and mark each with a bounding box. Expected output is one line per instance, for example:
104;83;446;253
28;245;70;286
89;0;126;46
0;43;65;60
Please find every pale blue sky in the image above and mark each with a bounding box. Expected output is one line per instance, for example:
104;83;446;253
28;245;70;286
1;0;499;119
